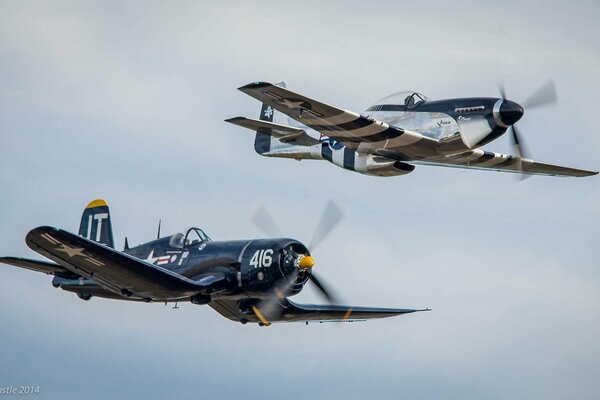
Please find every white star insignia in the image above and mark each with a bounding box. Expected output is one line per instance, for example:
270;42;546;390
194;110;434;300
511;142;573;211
55;244;85;258
264;106;273;118
145;249;158;264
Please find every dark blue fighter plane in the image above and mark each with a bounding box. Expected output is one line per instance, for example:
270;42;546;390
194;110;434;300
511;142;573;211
0;200;427;326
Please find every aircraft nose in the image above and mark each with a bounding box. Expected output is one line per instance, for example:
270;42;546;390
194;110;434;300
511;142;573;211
298;255;315;269
499;100;524;126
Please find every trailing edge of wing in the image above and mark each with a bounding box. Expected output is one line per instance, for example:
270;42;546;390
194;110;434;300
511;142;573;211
415;150;598;177
25;226;224;301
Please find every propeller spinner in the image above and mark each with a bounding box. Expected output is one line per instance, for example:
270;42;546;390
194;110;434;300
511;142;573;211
497;80;558;179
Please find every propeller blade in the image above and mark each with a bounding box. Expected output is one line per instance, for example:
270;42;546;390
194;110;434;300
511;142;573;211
252;205;282;238
522;80;557;109
252;270;299;325
510;125;531;181
509;125;527;159
498;82;507;100
508;126;523;158
498;80;557;181
307;272;339;304
308;272;355;322
249;201;349;325
308;200;344;252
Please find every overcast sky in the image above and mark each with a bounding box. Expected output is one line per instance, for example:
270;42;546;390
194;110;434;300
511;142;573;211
1;1;599;399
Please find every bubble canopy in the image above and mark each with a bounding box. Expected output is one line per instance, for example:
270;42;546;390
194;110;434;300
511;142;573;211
168;227;212;248
367;91;430;111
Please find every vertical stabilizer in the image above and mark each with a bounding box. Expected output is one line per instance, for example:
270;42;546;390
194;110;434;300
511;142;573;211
78;199;115;248
254;82;287;154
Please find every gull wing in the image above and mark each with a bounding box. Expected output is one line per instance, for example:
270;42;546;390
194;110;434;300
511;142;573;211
210;298;428;324
26;226;225;301
414;149;598;177
278;300;428;323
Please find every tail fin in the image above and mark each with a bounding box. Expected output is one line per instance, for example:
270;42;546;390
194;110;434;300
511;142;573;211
255;82;287;154
78;199;115;248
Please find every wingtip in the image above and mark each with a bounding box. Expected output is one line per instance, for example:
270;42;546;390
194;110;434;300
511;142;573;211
224;116;246;124
25;226;61;250
574;170;598;177
238;81;273;91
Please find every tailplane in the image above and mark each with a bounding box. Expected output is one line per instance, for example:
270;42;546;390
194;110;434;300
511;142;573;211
78;199;114;248
227;81;323;160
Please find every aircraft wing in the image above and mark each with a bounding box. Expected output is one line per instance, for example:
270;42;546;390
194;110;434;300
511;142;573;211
0;256;79;278
210;298;428;324
412;149;598;177
238;82;436;147
25;226;225;301
278;300;428;323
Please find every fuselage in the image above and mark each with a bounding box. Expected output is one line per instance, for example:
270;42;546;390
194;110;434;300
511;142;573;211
260;92;524;177
53;231;311;302
366;96;523;149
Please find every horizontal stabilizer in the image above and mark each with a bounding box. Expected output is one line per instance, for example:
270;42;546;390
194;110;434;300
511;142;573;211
226;117;320;146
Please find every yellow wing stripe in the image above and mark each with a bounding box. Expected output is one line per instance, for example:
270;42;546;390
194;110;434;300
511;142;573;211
342;307;353;321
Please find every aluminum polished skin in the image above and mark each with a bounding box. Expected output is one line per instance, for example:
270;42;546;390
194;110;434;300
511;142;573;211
227;81;596;178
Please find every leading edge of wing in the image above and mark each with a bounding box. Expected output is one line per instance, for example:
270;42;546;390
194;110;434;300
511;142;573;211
238;81;357;130
25;226;221;300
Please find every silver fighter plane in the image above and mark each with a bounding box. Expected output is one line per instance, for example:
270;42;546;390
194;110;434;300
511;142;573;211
227;81;597;178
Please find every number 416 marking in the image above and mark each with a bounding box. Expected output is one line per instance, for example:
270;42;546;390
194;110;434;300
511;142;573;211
250;249;273;268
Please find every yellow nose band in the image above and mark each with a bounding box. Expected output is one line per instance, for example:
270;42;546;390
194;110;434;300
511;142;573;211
299;256;315;269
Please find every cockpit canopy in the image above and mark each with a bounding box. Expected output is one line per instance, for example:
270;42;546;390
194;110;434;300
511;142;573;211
168;227;212;248
366;91;430;111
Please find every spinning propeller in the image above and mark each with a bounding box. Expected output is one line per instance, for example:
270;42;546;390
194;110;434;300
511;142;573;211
497;80;558;178
251;200;345;325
